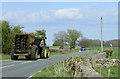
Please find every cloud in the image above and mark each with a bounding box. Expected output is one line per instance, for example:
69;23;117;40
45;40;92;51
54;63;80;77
55;8;83;19
3;8;84;23
3;11;28;23
2;6;117;25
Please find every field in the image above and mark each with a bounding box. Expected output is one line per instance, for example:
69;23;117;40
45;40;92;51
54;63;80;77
49;46;70;49
50;49;79;55
49;46;79;55
88;47;118;59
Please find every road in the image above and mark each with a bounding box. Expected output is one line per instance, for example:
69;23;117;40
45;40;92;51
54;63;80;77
1;50;98;79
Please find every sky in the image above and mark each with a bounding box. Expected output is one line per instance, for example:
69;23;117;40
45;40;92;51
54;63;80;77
2;2;118;46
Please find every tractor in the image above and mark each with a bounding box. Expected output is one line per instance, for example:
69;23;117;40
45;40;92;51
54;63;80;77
11;34;50;60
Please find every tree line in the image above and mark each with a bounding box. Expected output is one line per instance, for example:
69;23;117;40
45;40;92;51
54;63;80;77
1;20;119;54
1;21;23;54
53;31;120;48
1;21;46;54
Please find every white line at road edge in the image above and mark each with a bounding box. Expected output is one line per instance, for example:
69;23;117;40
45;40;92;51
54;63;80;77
28;70;41;79
0;65;14;69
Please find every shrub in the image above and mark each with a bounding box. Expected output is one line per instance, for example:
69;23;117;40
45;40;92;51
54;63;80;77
59;46;64;49
86;48;91;50
103;49;114;58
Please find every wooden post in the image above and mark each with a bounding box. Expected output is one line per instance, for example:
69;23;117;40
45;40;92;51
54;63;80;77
108;69;110;79
99;65;102;75
101;16;103;53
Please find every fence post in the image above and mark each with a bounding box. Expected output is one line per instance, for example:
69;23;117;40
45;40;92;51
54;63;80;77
99;65;102;75
108;69;110;79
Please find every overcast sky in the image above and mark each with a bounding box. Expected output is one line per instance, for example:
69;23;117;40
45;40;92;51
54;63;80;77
2;2;118;46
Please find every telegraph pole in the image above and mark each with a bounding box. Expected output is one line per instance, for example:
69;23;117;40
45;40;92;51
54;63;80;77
101;16;103;53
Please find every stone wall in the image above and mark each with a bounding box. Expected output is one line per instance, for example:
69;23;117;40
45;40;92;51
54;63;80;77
96;59;120;67
88;52;106;68
74;52;120;78
76;52;106;77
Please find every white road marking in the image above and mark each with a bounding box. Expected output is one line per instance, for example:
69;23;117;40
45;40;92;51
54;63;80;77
21;61;32;64
0;60;11;61
0;64;14;69
36;59;44;61
28;70;41;78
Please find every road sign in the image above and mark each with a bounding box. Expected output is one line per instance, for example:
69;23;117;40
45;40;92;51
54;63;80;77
110;43;112;47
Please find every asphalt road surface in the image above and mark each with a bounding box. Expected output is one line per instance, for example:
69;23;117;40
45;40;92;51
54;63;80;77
1;50;98;79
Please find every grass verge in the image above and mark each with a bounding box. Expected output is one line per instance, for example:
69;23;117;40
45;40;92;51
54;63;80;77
31;52;99;78
50;49;79;56
49;46;70;49
87;47;118;59
0;55;26;60
89;47;119;78
95;65;119;77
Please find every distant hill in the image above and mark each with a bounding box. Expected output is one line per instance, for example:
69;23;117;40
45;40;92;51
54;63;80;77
105;39;120;47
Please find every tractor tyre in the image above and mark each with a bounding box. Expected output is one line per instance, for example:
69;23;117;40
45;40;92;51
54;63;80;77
41;47;47;59
31;45;38;60
46;47;50;58
25;56;31;60
11;54;18;60
43;48;47;58
11;45;18;60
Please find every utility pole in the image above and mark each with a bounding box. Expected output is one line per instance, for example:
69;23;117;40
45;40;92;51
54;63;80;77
101;16;103;53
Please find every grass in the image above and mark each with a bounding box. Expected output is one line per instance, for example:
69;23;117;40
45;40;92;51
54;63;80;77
107;47;118;59
31;62;72;78
87;46;101;50
50;49;79;55
90;47;119;78
0;55;11;60
49;46;70;49
49;46;60;49
31;52;99;78
0;55;26;60
87;47;118;59
95;65;119;78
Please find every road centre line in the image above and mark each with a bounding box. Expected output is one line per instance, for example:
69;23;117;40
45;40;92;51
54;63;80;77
0;64;14;69
21;61;32;64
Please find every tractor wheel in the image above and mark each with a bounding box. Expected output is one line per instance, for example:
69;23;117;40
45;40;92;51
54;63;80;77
11;54;18;60
31;45;38;60
40;53;42;58
41;47;47;58
43;48;47;58
46;47;50;58
11;45;18;60
38;47;42;59
25;56;31;60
